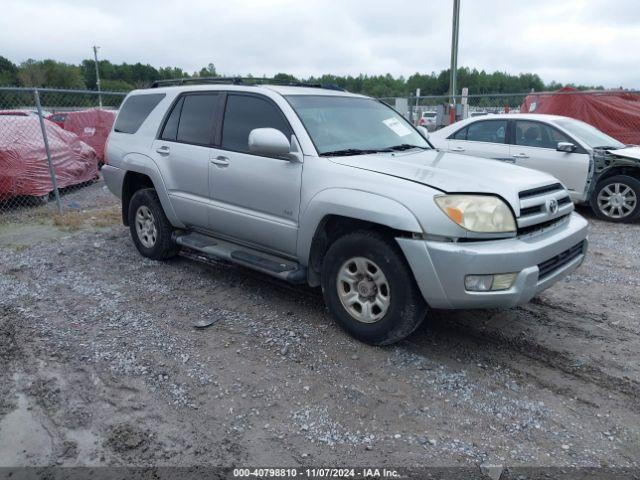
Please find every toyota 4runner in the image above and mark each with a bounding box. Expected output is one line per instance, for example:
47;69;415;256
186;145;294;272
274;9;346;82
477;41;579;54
103;80;588;345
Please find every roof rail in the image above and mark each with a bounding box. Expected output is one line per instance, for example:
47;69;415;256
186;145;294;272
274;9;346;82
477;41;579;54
150;77;345;91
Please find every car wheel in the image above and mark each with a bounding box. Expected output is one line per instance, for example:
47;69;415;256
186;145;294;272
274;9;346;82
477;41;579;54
128;188;180;260
590;175;640;223
321;230;427;345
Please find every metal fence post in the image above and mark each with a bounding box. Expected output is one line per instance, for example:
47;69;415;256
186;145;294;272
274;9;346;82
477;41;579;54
33;88;62;213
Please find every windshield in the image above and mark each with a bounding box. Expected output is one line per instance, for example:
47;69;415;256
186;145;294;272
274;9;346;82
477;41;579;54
555;118;625;149
286;95;430;156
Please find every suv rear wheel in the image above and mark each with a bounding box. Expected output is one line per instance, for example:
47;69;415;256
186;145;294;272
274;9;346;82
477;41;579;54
128;188;180;260
321;231;427;345
590;175;640;223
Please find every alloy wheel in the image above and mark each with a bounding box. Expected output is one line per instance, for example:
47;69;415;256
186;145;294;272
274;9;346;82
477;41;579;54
597;182;637;219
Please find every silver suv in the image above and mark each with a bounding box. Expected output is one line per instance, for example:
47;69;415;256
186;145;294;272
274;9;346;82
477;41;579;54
103;80;588;345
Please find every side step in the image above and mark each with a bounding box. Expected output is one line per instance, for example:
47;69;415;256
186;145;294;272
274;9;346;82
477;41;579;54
174;232;307;284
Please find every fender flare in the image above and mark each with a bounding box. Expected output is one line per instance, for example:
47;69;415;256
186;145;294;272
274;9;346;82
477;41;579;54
122;152;185;228
297;188;423;264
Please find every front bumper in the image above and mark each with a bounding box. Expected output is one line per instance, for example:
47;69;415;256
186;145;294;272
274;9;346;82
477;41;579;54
396;212;588;309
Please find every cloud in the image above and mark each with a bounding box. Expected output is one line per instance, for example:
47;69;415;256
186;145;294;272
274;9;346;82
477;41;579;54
1;0;638;88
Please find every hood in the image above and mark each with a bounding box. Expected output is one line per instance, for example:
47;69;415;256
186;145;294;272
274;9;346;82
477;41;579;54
608;146;640;161
330;149;561;210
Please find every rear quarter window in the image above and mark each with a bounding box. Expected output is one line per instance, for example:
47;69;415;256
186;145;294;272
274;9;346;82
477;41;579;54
114;93;165;134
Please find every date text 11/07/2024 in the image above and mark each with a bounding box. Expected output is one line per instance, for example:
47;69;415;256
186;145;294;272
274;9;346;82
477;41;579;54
232;468;401;478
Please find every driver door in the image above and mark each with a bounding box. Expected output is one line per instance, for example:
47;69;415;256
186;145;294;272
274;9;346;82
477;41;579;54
207;93;302;256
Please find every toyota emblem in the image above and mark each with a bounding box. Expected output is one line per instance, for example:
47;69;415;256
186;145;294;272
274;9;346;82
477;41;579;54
547;198;559;214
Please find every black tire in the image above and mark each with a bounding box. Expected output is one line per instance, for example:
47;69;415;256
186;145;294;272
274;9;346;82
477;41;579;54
128;188;180;260
321;230;427;345
589;174;640;223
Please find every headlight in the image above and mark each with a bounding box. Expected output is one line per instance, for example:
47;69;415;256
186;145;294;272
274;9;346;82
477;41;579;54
434;195;516;233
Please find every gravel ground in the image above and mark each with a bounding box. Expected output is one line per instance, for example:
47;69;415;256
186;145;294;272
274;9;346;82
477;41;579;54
0;180;639;470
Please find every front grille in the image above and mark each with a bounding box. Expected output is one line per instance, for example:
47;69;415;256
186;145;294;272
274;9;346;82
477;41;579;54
516;182;574;234
537;240;585;280
519;183;564;199
520;195;572;218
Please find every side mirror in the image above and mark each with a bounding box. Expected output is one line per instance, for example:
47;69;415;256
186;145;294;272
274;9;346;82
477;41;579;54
557;141;576;153
417;125;430;139
248;128;291;157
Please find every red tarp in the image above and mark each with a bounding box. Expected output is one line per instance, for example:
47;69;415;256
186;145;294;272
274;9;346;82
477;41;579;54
521;87;640;145
50;109;116;163
0;116;98;201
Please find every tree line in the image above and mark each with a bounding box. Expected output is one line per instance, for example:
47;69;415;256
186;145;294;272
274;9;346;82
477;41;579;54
0;56;602;96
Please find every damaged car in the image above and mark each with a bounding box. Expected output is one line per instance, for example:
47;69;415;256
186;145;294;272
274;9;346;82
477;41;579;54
430;114;640;222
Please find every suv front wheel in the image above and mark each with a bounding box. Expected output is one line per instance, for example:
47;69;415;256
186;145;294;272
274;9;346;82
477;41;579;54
590;175;640;223
321;231;427;345
128;188;180;260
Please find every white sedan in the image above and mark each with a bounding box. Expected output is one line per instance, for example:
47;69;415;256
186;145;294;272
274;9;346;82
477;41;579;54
429;113;640;222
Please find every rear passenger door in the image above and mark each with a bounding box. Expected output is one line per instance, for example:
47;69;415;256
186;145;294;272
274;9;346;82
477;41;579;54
510;120;590;196
446;119;511;162
152;92;221;229
207;93;302;255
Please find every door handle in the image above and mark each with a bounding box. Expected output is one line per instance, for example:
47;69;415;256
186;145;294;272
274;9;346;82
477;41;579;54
210;156;230;167
451;146;465;152
156;146;170;155
512;153;529;159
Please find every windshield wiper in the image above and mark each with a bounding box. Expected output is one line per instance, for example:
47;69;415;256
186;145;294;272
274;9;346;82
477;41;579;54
387;144;429;151
321;148;392;157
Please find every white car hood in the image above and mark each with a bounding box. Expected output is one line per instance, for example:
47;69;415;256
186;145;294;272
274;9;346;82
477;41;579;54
331;149;561;210
608;146;640;161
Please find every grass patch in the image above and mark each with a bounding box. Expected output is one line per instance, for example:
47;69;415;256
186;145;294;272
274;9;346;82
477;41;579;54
52;205;121;231
53;212;84;231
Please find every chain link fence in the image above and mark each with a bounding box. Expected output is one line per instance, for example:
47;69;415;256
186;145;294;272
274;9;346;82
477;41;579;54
382;89;640;140
381;93;530;128
0;87;126;222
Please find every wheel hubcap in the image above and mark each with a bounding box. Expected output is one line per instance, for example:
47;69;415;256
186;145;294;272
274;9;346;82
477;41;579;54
597;183;637;219
337;257;390;324
135;206;157;248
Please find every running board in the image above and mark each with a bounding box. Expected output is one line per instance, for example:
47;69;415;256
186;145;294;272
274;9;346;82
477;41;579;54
174;232;307;284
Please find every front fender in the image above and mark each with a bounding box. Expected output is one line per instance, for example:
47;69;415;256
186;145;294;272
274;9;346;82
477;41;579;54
122;152;185;228
297;188;422;264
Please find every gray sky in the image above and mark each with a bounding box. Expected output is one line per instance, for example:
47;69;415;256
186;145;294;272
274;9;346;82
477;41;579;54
2;0;639;88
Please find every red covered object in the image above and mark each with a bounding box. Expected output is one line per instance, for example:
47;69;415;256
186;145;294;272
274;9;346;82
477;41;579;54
48;109;116;162
0;116;98;201
521;87;640;145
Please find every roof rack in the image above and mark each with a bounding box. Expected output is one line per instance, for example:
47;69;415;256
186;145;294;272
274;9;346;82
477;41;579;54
150;77;345;91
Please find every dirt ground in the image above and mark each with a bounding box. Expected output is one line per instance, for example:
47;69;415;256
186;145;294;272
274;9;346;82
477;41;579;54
0;180;639;470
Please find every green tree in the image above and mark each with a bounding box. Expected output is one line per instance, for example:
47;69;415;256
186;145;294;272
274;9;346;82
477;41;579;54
0;56;18;86
18;59;85;88
197;63;217;77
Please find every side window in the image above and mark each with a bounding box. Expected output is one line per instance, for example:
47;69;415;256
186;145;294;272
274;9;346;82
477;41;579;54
160;97;184;141
515;121;571;149
465;120;507;144
222;94;292;154
114;93;165;134
176;94;219;145
450;126;467;140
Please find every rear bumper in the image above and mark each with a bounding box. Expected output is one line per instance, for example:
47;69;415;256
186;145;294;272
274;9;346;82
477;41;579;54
397;212;588;309
102;165;125;199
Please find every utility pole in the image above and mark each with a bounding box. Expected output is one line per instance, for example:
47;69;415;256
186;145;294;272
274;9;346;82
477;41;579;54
93;45;102;107
449;0;461;106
